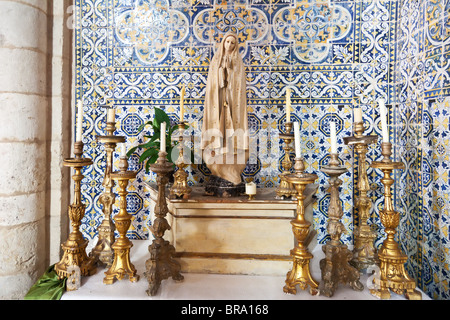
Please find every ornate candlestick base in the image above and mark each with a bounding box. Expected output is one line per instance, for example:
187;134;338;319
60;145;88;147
170;121;192;200
344;121;379;271
283;158;319;296
145;151;184;296
55;141;96;279
319;153;364;297
90;121;126;267
170;165;191;199
276;122;297;199
103;156;140;284
370;142;421;300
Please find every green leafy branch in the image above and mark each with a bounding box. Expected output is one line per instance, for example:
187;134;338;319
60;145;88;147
126;107;188;173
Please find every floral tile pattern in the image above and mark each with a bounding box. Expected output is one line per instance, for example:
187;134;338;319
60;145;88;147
75;0;450;299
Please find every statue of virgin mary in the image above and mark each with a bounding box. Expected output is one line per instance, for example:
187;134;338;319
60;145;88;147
201;32;249;196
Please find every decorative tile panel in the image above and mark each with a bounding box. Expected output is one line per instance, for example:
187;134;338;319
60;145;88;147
273;0;352;63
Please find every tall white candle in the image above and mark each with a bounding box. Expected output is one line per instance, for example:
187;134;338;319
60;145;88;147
180;85;185;122
121;143;127;158
294;121;301;158
379;99;389;142
107;108;115;123
354;107;362;123
330;121;337;154
286;88;291;122
160;122;166;153
76;101;83;142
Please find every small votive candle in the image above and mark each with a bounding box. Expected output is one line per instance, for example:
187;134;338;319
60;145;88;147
245;181;257;195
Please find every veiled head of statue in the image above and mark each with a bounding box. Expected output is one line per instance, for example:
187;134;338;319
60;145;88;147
223;34;237;53
218;32;239;56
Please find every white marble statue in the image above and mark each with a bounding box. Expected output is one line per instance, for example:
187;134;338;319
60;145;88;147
201;32;249;185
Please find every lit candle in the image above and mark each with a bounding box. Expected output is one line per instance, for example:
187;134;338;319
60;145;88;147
121;143;127;158
160;122;166;153
330;121;337;154
379;99;389;142
245;181;256;195
294;121;301;158
286;88;291;122
107;108;115;123
354;107;362;123
76;101;83;142
180;84;185;122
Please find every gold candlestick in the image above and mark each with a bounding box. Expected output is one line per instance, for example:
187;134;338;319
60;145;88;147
90;121;125;267
370;142;421;300
343;121;379;271
276;122;297;199
283;157;319;295
145;151;184;296
55;141;97;279
103;156;140;284
319;153;364;297
170;121;192;199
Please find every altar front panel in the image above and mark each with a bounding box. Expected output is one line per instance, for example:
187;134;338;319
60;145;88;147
147;185;317;276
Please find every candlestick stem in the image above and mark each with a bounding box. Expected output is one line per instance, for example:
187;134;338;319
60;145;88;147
55;142;96;282
370;142;421;300
90;121;125;267
319;153;363;297
283;158;319;296
170;121;192;199
276;122;297;199
343;123;379;271
103;157;140;284
145;151;184;296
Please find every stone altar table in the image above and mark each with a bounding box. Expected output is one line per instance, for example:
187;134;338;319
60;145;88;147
146;184;318;276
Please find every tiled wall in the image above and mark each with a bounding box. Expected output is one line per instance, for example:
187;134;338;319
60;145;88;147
393;0;450;300
75;0;450;299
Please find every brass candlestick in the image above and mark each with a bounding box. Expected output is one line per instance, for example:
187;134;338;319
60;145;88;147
343;121;379;271
145;151;184;296
283;157;320;296
276;122;297;199
55;141;97;279
370;142;421;300
90;121;125;267
319;153;364;297
170;121;191;199
103;156;140;284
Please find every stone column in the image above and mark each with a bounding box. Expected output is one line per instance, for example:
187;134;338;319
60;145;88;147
48;0;73;268
0;0;51;299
